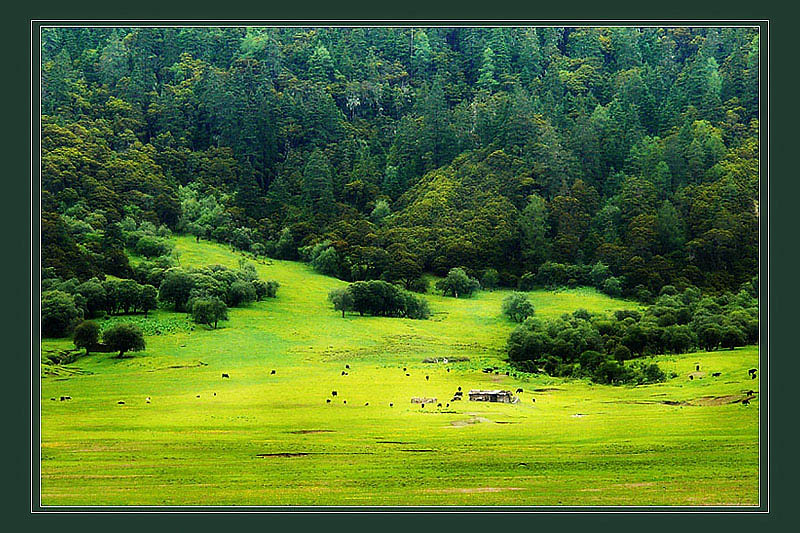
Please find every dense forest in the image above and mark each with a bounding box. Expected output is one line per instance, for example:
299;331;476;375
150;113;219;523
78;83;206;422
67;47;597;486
41;26;759;299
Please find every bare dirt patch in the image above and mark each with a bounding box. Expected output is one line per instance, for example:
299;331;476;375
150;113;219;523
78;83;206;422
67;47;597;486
288;429;335;434
533;387;562;392
689;395;755;406
450;416;492;427
425;487;525;494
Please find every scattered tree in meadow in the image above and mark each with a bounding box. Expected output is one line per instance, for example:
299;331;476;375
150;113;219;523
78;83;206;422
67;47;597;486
73;320;100;353
191;298;228;329
436;268;480;298
328;287;354;318
103;323;145;358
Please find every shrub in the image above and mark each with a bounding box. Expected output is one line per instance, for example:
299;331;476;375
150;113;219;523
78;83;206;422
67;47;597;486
436;267;480;298
502;293;535;322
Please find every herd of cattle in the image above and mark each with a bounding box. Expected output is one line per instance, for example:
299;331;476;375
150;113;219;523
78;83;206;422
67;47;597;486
49;364;758;407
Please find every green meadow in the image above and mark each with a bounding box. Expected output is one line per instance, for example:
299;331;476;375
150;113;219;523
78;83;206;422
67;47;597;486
39;236;759;506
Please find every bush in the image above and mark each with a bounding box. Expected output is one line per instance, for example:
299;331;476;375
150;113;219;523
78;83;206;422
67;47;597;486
502;293;535;322
135;235;173;258
602;277;623;297
227;280;256;307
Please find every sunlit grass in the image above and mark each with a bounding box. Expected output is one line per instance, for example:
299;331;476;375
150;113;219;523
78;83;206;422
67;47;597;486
39;236;759;506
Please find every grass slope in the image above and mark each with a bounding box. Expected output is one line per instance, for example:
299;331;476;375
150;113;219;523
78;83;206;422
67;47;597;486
40;236;759;506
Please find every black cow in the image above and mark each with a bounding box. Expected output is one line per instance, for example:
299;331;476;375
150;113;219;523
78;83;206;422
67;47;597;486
117;400;125;405
406;373;410;377
689;375;694;380
747;390;755;395
748;368;757;375
506;371;510;376
696;364;700;371
425;375;429;381
343;400;347;404
421;403;425;408
270;370;276;375
196;395;200;398
365;402;369;406
457;386;462;392
50;398;55;401
59;396;66;401
345;364;350;369
516;388;523;393
332;391;338;396
446;368;450;372
403;367;407;371
389;403;393;407
531;398;536;403
742;399;750;406
751;373;757;379
437;403;442;408
446;403;450;408
712;372;721;377
342;371;348;376
326;399;331;403
222;373;229;378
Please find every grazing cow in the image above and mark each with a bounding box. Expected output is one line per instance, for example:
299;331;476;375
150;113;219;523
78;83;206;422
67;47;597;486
345;364;350;369
437;403;442;408
406;373;410;377
751;373;757;379
506;371;510;376
426;375;429;381
516;388;523;393
59;396;66;401
712;372;721;377
365;402;369;406
696;364;700;371
457;386;462;392
118;401;125;405
50;398;55;401
446;403;450;408
342;371;347;376
326;399;331;403
270;370;276;375
403;367;407;371
332;391;338;396
213;392;216;396
742;399;750;406
689;375;694;380
747;390;755;395
196;395;200;398
531;398;536;403
222;373;230;378
421;403;425;408
146;397;151;403
389;403;393;407
343;400;347;404
65;396;71;400
748;368;757;375
447;368;450;372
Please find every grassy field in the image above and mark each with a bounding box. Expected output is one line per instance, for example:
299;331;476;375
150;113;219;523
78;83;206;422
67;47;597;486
39;236;760;506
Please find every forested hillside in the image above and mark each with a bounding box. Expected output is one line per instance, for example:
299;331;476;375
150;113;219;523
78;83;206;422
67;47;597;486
41;26;759;297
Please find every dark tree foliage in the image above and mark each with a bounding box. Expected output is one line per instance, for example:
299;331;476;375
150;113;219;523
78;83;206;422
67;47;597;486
507;284;756;384
103;323;146;357
334;280;429;320
40;27;758;299
73;320;100;353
